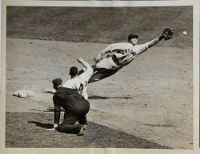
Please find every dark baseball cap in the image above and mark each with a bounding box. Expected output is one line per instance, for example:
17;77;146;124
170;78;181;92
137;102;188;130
69;66;78;76
128;33;138;41
52;78;62;85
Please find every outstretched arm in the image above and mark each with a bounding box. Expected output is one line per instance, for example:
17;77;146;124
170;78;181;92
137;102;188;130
138;28;173;54
77;57;92;69
77;57;93;79
138;36;164;54
147;36;164;48
43;87;56;94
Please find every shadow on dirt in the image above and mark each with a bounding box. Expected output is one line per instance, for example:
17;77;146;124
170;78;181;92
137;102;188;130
30;95;133;112
89;95;133;99
28;121;53;129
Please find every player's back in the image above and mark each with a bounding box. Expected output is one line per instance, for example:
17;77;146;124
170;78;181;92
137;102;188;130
63;67;93;99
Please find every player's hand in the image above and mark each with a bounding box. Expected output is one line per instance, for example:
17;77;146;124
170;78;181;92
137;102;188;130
77;57;84;63
47;128;56;131
162;28;173;41
47;124;58;130
94;54;102;62
42;87;56;94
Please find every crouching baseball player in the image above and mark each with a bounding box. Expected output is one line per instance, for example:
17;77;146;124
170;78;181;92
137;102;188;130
51;58;93;136
86;28;173;83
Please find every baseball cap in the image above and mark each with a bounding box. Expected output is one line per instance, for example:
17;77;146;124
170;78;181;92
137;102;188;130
52;78;62;85
69;66;78;76
128;33;138;41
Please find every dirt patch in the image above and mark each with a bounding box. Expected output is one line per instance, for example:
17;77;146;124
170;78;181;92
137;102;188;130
6;38;193;149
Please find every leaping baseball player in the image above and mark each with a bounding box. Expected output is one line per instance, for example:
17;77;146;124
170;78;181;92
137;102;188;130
79;28;173;83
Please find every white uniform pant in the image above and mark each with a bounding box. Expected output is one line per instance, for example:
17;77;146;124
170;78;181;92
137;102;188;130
96;57;118;70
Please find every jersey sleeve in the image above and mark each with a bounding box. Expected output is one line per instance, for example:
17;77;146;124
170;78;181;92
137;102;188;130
101;43;133;56
134;43;149;54
109;43;131;52
78;67;93;100
78;67;93;82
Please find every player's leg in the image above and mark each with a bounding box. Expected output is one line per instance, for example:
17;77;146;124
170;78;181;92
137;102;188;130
95;57;118;70
79;57;117;75
57;114;82;134
89;54;134;83
78;115;88;125
77;115;88;136
88;66;123;83
79;56;123;83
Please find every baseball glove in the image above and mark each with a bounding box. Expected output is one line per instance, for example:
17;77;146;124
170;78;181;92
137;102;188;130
162;28;173;41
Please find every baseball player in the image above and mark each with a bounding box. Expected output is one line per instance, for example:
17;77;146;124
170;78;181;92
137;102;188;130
63;57;93;100
87;28;173;83
50;58;93;136
45;58;93;99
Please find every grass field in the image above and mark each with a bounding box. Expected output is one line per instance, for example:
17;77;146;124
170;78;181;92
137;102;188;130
6;112;171;148
7;6;192;48
5;6;193;150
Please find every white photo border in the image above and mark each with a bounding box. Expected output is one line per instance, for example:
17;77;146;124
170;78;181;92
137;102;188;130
0;1;199;154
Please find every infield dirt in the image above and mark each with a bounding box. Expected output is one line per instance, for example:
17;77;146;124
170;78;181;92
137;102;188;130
6;38;193;149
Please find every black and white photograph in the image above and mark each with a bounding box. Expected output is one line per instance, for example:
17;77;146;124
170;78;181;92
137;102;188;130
0;1;199;154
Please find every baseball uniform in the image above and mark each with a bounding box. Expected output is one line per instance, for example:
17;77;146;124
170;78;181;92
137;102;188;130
63;67;93;100
53;67;93;134
53;87;89;134
95;42;149;70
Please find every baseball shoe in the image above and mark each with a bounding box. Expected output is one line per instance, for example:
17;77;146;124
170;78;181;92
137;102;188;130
83;125;87;130
77;125;85;136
